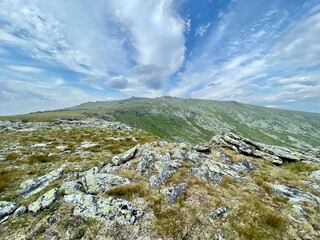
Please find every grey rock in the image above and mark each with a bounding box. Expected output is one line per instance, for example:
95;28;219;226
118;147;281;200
186;150;203;163
18;165;65;198
193;143;211;152
81;173;130;194
64;193;143;224
112;144;140;166
309;170;320;181
100;163;121;174
214;235;226;240
192;159;242;185
28;188;59;215
212;133;319;164
302;180;320;190
172;149;187;161
13;206;27;217
136;150;155;174
0;215;10;224
0;201;16;219
269;183;320;205
148;157;181;189
161;183;187;203
211;150;231;163
208;206;229;219
60;180;84;195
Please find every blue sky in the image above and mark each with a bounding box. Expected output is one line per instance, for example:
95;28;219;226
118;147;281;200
1;0;320;115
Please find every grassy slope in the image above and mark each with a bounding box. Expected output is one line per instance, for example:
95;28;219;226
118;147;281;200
1;97;320;149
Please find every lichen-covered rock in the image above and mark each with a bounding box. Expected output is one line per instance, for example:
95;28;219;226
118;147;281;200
18;165;66;198
208;206;229;219
192;159;243;185
28;188;59;215
211;150;231;163
64;193;143;224
112;144;140;166
135;150;155;174
148;157;181;189
60;180;84;195
193;143;211;152
13;206;27;217
268;183;320;205
0;201;16;220
212;133;319;164
161;183;187;203
81;173;130;194
309;170;320;181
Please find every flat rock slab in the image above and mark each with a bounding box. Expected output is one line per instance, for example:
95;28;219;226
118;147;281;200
269;183;320;205
28;188;59;215
18;165;65;198
81;173;130;194
64;193;143;224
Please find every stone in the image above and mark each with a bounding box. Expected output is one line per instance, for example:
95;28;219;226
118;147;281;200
0;201;16;219
28;188;59;215
112;144;140;166
161;183;187;204
64;193;143;224
193;143;211;152
60;180;84;195
302;180;320;190
211;150;231;163
214;235;226;240
135;150;155;174
309;170;320;181
192;159;242;185
81;173;130;194
13;206;27;217
148;156;181;189
212;133;320;164
18;165;65;198
268;183;320;205
208;206;229;219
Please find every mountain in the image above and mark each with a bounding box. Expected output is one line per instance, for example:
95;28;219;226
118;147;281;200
63;97;320;149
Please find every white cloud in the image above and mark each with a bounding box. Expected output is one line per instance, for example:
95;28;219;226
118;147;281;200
6;65;43;73
195;22;211;37
108;0;186;73
268;11;320;70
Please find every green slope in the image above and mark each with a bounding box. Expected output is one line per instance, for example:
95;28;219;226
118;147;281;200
2;97;320;149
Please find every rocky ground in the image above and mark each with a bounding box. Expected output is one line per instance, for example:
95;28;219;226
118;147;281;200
0;118;319;239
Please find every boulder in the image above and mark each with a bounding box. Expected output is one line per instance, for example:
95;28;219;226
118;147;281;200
28;188;59;215
64;193;143;224
302;180;320;190
268;183;320;205
136;150;155;174
208;206;229;219
192;159;243;185
112;144;140;166
81;173;130;194
60;180;84;195
161;183;187;203
0;201;16;221
13;206;27;217
18;165;65;198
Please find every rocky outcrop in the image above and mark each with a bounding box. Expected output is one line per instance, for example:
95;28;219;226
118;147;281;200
28;188;59;215
64;194;143;224
161;183;186;203
268;183;320;205
212;133;319;164
60;180;84;195
0;201;16;223
18;165;66;198
112;145;140;165
81;172;130;194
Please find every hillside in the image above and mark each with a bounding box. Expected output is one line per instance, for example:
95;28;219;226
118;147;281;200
7;96;318;150
0;118;320;239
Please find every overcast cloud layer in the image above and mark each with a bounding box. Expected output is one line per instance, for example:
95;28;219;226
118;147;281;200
0;0;320;115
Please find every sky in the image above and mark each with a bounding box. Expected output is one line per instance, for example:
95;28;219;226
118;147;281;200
0;0;320;115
